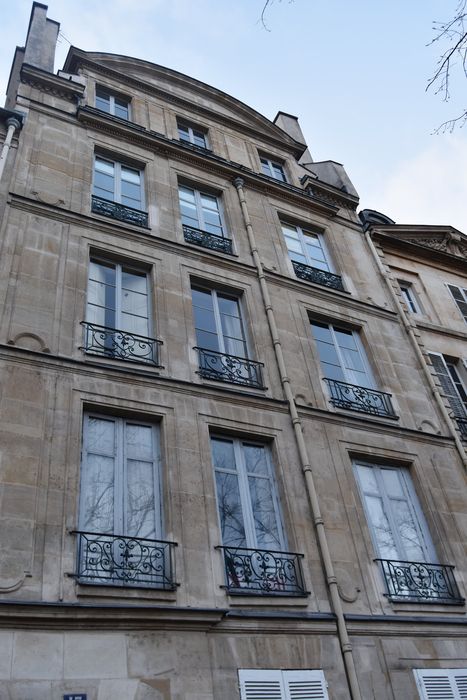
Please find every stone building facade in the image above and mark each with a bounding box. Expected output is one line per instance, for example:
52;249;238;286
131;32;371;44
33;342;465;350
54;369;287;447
0;4;466;699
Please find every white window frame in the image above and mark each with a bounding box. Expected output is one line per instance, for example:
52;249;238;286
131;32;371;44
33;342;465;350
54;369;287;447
177;119;209;148
86;258;152;337
353;461;437;563
192;285;250;359
414;668;467;699
311;321;375;388
79;414;163;540
95;86;130;119
281;222;333;272
238;669;329;700
398;280;422;314
211;436;286;550
259;155;287;182
93;156;145;210
179;185;227;238
429;352;467;418
447;284;467;323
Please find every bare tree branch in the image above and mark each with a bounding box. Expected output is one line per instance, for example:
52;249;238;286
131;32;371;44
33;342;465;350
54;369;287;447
427;0;467;131
259;0;294;32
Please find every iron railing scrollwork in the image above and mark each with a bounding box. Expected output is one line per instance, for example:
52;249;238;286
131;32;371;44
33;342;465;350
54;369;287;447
217;546;307;596
376;558;464;603
324;378;397;418
73;531;177;589
292;260;345;291
91;195;148;227
81;322;162;365
183;224;233;255
195;347;264;388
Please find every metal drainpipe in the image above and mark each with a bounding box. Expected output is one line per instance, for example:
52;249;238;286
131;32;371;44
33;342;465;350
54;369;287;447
0;117;21;183
233;177;362;700
364;229;467;470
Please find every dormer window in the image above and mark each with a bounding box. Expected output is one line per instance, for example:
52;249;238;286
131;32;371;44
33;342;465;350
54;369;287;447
95;86;130;120
259;155;287;182
177;119;209;149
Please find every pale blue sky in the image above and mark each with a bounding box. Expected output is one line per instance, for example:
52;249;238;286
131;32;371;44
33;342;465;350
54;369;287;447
1;0;466;231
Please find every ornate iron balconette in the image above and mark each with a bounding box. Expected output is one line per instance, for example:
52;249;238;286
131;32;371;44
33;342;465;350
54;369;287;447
376;559;464;603
195;347;264;388
324;378;397;418
73;531;177;589
217;546;307;596
292;260;345;291
91;195;148;227
183;224;233;255
455;416;467;440
81;322;162;365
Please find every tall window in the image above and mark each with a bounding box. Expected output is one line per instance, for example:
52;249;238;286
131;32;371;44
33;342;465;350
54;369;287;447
177;120;208;149
260;156;287;182
76;414;175;588
95;87;130;120
80;414;162;539
192;286;247;358
414;669;467;699
354;462;435;563
211;436;285;551
311;321;373;387
282;223;332;272
87;259;150;338
398;281;422;314
447;284;467;323
83;259;161;364
429;353;467;419
179;185;225;238
239;669;329;700
93;156;143;210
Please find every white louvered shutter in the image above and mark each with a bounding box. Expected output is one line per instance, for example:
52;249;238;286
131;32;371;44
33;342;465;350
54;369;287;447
415;669;467;699
239;669;284;699
453;671;467;699
239;670;328;700
448;285;467;323
284;670;329;699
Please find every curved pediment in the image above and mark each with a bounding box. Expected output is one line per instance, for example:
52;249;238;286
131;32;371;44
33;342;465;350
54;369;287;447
375;226;467;261
64;48;305;156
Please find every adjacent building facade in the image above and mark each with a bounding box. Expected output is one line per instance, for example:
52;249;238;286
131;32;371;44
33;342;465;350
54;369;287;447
0;4;466;698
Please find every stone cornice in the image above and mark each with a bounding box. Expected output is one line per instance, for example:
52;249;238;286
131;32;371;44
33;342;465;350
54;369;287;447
20;63;85;101
77;106;356;215
0;600;226;631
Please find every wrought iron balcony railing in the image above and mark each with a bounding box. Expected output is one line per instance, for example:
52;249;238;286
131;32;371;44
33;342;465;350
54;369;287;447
91;195;148;227
324;378;397;418
195;347;264;388
183;224;233;255
217;546;307;596
455;416;467;440
73;531;177;589
81;322;162;365
292;260;345;291
376;559;464;604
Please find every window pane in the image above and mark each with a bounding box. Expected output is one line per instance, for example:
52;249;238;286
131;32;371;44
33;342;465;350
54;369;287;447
194;305;217;334
192;287;214;311
211;438;237;471
285;236;304;255
95;92;111;113
393;500;425;561
311;322;332;343
356;464;378;493
243;444;269;476
365;495;398;560
178;124;190;141
381;469;404;499
196;329;219;352
215;471;246;547
126;459;156;538
249;475;282;549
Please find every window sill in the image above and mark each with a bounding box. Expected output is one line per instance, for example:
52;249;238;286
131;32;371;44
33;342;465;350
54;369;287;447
74;582;178;603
